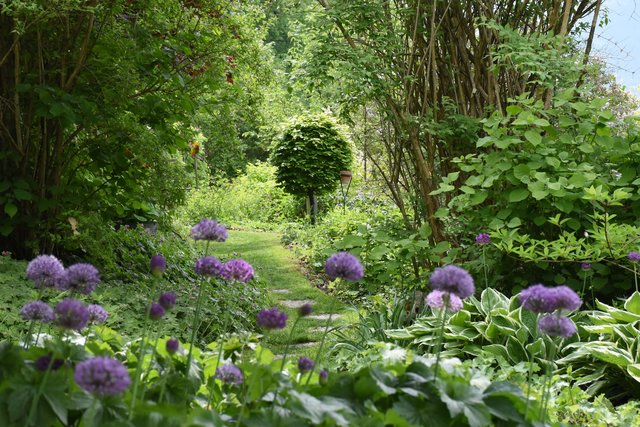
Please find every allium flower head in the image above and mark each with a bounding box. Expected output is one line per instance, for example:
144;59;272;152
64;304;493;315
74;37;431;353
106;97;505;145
87;304;109;324
475;233;491;245
257;307;288;330
149;303;165;320
195;256;223;276
324;252;364;281
55;299;89;331
538;315;577;338
425;290;463;312
214;364;243;386
221;259;254;283
298;356;315;373
429;265;475;299
35;354;64;371
150;255;167;276
166;338;179;354
629;252;640;262
58;263;100;294
74;356;131;396
298;303;313;317
581;262;591;271
519;284;581;313
26;255;64;288
319;369;329;384
158;292;177;310
20;300;55;323
190;219;228;242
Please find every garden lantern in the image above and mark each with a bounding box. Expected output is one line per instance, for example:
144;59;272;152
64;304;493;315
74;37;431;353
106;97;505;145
339;170;352;214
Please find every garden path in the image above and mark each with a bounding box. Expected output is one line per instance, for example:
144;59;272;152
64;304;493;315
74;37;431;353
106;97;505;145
208;230;352;361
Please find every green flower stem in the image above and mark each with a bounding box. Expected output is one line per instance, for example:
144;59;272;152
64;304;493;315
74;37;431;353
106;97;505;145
279;316;301;373
481;246;488;290
432;303;449;378
86;398;98;427
523;314;540;421
24;320;35;349
538;340;558;423
129;322;150;419
305;296;337;386
140;327;162;401
239;344;265;423
208;313;230;409
185;241;211;375
634;264;638;293
27;352;55;426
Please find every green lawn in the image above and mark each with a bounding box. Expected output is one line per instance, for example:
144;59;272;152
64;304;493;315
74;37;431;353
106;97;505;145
208;230;354;362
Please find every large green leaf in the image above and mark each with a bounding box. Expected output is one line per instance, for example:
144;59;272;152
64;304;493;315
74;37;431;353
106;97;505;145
508;188;529;202
624;292;640;315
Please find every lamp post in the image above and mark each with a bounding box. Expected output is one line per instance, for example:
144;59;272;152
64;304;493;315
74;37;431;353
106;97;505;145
339;170;352;214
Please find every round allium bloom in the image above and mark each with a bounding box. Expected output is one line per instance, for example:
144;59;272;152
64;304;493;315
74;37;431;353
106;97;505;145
298;356;315;373
319;369;329;384
166;338;179;354
256;307;288;330
221;259;254;283
158;292;177;310
581;262;592;271
190;219;228;242
425;290;463;312
429;265;475;299
629;252;640;262
214;364;244;386
150;255;167;276
519;284;581;313
87;304;109;324
74;356;131;396
538;315;577;338
298;303;313;317
324;252;364;282
194;256;223;277
26;255;64;289
55;299;89;331
58;263;100;294
20;300;55;323
149;303;165;320
35;355;64;371
475;233;491;245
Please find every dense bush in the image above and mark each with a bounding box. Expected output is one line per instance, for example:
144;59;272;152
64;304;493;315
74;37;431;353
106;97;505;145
175;162;298;229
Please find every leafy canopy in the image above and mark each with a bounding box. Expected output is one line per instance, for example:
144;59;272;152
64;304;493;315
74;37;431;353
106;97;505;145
271;114;352;197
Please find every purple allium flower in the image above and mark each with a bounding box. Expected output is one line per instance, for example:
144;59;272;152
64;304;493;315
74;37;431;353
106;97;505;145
214;364;243;386
190;219;228;242
35;354;64;371
58;263;100;294
298;356;315;373
256;307;288;330
195;256;223;276
158;292;177;310
519;284;581;313
429;265;475;299
74;356;131;396
476;233;491;245
425;290;463;312
20;300;55;323
324;252;364;282
552;285;582;312
54;299;89;331
629;252;640;262
581;262;592;271
319;369;329;384
87;304;109;324
298;303;313;317
150;255;167;276
149;303;165;320
166;338;179;354
221;259;254;283
538;315;577;338
26;255;64;288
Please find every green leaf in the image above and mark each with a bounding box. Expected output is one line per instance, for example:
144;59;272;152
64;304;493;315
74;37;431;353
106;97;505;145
624;292;640;315
512;164;530;183
469;191;489;206
4;202;17;218
627;364;640;383
508;188;529;203
524;130;542;146
13;188;32;201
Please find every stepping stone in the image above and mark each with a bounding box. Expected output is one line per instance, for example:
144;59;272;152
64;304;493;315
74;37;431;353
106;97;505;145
270;289;290;294
279;299;315;309
306;313;342;321
290;341;318;348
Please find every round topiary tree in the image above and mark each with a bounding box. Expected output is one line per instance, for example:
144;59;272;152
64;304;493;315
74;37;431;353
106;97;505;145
271;114;353;224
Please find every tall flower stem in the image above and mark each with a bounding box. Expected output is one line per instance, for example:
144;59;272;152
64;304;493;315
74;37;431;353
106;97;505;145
538;341;558;423
523;313;540;421
432;303;449;378
481;246;488;290
279;316;301;373
140;327;162;401
634;264;638;293
239;345;265;423
129;323;150;418
305;297;336;386
185;242;211;375
208;313;230;408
